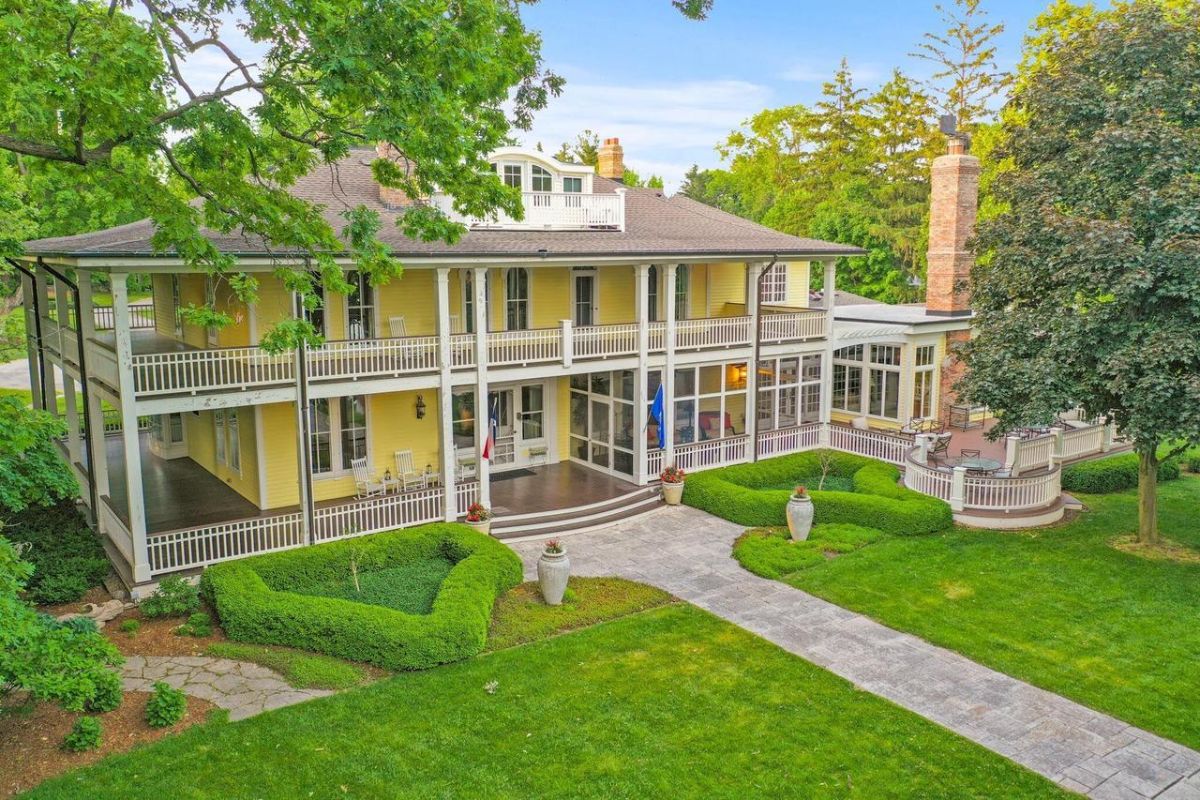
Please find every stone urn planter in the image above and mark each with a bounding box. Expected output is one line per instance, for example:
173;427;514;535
786;486;814;542
538;539;570;606
660;464;686;506
464;502;493;536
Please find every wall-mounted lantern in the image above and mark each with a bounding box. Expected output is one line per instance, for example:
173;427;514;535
415;394;426;420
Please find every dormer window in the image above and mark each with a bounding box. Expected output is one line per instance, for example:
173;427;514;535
531;165;552;192
502;164;522;188
562;177;582;193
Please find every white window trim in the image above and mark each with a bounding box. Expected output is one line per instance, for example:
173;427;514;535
227;409;242;474
503;267;531;331
214;409;226;465
342;270;378;340
310;395;372;480
761;263;788;305
570;267;597;327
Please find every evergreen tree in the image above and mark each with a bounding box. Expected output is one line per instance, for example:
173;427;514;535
910;0;1008;132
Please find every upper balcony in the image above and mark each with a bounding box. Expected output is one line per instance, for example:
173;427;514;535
86;310;827;400
428;190;626;232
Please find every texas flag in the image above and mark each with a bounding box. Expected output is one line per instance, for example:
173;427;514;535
481;396;499;461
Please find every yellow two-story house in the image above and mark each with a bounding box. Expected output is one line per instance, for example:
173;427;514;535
20;138;875;593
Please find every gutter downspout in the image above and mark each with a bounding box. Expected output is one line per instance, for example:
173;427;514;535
33;259;100;519
6;258;49;411
750;254;779;463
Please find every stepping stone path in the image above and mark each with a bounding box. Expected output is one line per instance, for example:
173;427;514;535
121;656;332;721
509;505;1200;800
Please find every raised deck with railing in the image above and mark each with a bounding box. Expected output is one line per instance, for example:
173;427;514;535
429;190;626;231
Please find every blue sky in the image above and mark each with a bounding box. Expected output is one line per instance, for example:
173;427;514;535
517;0;1052;190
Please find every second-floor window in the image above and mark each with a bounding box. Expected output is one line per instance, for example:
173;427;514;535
531;165;552;192
305;277;327;336
647;265;660;322
462;270;474;334
573;269;596;327
170;276;183;338
674;264;690;321
761;263;788;305
309;395;367;476
502;164;522;189
346;271;374;339
562;176;582;193
506;268;529;330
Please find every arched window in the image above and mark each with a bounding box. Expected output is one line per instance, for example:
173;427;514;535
531;165;553;192
506;268;529;330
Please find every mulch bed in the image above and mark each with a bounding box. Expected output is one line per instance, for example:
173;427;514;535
0;690;215;799
104;607;227;657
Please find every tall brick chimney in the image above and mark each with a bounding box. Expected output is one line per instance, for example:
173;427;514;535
924;135;980;315
596;137;625;181
375;141;411;209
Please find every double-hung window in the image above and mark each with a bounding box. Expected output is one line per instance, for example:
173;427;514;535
505;268;529;330
345;271;374;340
647;265;660;322
868;345;901;419
308;395;367;476
760;263;788;305
913;344;937;419
214;409;226;464
832;345;864;414
758;355;823;430
531;165;552;192
674;264;689;320
502;164;523;189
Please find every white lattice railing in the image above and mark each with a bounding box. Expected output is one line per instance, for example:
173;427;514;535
455;481;480;515
828;425;910;465
488;328;561;365
132;347;294;395
147;512;306;575
1012;435;1055;476
759;311;827;343
673;316;752;350
573;323;639;359
1061;426;1104;461
903;458;954;501
313;487;442;542
430;190;625;231
756;423;822;458
963;470;1061;511
307;336;438;381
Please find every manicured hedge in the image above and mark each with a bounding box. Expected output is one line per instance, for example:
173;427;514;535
683;450;952;536
201;523;522;671
1062;453;1180;494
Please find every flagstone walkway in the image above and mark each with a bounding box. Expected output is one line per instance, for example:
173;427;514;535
121;655;332;721
508;506;1200;799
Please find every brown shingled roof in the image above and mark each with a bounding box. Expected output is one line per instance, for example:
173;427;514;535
23;150;864;261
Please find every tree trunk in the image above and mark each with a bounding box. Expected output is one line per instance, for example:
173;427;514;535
1137;448;1159;545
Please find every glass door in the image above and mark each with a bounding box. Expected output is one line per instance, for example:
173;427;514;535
568;371;635;477
573;270;596;327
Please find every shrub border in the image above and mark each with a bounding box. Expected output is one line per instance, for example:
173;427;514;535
682;450;952;535
201;523;522;671
1062;452;1181;494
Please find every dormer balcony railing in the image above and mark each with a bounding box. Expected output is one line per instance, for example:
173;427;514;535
429;190;626;231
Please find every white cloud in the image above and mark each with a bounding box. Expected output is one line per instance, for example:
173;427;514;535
780;59;885;88
520;78;773;192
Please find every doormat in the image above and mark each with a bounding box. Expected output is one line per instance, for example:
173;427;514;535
491;469;538;482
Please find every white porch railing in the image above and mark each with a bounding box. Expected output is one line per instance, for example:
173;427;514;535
93;303;155;331
1010;435;1055;477
673;316;752;350
759;311;827;343
455;480;480;515
905;449;1061;513
147;511;306;575
756;423;823;458
572;323;639;359
903;459;953;501
827;425;910;465
307;336;438;381
313;487;442;542
430;190;625;231
671;435;750;471
488;327;561;366
99;498;136;567
89;339;120;389
1061;425;1105;461
131;347;294;395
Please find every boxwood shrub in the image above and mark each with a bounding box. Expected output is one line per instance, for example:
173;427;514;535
683;450;952;536
7;501;109;605
200;523;522;671
1061;453;1180;494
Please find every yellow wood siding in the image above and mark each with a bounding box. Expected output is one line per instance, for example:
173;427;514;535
151;275;176;338
596;266;634;325
182;408;260;505
784;261;812;308
377;269;436;336
533;268;571;328
706;262;746;316
252;273;294;340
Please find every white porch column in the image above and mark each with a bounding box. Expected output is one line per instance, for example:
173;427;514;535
819;259;838;447
78;277;109;502
112;273;151;583
54;278;82;466
1004;435;1022;477
435;268;456;520
633;264;650;484
949;466;967;512
472;267;491;507
745;262;764;461
663;263;677;467
20;272;44;411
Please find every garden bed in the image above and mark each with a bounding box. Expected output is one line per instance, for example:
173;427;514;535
684;450;952;535
289;556;455;614
201;523;522;671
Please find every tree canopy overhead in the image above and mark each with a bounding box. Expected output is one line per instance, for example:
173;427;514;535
961;0;1200;543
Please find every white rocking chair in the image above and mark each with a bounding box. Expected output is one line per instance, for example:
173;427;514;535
351;456;386;498
388;315;408;338
394;449;425;490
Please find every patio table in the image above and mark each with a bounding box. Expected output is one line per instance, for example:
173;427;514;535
952;456;1003;474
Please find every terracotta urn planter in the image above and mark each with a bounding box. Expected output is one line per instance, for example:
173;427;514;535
786;487;814;542
537;540;570;606
660;465;686;506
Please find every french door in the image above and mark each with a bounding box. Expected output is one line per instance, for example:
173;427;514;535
573;269;596;327
568;371;636;478
486;382;546;470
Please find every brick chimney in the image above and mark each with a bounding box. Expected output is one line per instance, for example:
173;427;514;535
596;137;625;181
924;135;980;315
375;141;411;209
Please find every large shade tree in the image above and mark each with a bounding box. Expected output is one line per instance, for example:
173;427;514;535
0;0;708;347
961;0;1200;543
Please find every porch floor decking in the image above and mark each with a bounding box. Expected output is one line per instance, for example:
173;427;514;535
489;462;640;517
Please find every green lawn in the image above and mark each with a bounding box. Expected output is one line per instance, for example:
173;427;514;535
292;556;455;613
771;475;1200;750
23;605;1067;799
205;642;370;690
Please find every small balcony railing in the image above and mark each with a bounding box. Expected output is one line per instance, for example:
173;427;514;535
429;190;625;231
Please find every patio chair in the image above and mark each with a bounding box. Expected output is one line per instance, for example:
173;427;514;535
351;457;386;498
455;451;477;481
394;449;425;490
388;315;408;338
851;416;870;431
959;449;982;460
929;433;952;463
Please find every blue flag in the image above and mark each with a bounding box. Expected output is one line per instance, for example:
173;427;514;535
649;384;665;450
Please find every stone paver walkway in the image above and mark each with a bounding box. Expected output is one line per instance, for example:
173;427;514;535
121;655;332;721
509;506;1200;799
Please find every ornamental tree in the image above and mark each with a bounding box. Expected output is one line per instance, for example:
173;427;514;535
0;396;77;514
0;0;709;348
960;0;1200;543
